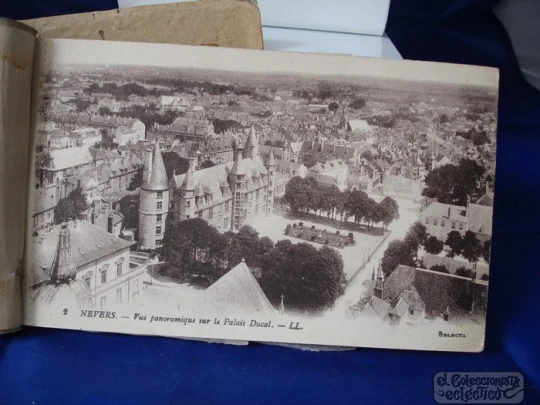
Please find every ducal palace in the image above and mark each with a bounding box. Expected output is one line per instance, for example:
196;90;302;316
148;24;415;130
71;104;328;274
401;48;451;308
138;126;283;249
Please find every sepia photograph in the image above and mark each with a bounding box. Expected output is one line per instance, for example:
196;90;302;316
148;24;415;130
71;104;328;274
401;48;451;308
24;40;498;351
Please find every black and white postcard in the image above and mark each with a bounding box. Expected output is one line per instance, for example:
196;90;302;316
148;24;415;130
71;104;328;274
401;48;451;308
24;39;498;351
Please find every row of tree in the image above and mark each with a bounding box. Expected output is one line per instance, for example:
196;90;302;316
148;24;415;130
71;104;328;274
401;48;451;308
283;177;399;231
424;230;490;265
381;222;490;278
162;219;346;312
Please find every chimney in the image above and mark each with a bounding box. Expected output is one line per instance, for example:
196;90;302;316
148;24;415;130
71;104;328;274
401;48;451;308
91;211;96;224
107;212;114;234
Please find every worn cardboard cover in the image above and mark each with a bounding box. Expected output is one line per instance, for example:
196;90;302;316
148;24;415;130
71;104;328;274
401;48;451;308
21;0;263;50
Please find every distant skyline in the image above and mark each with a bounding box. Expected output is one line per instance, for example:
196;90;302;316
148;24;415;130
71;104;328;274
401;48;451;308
39;39;499;89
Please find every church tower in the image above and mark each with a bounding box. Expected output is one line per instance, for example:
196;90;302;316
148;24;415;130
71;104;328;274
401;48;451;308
139;141;169;249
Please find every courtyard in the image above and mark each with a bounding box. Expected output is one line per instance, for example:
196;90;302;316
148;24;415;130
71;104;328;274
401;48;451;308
249;213;386;281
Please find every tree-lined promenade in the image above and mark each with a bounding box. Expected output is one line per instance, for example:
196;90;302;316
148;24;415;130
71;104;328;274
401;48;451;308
283;176;399;233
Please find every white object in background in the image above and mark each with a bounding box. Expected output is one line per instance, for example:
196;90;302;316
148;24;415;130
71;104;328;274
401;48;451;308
117;0;391;37
263;27;401;59
258;0;390;36
116;0;400;59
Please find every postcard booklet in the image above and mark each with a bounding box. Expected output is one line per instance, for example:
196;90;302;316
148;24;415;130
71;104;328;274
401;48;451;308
0;18;498;352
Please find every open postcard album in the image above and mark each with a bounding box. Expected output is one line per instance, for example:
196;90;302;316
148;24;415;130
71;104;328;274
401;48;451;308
0;18;499;352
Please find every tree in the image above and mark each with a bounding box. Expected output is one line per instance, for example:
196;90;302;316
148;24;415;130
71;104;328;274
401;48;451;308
200;159;216;169
424;236;444;255
302;152;318;169
445;231;463;258
211;118;242;134
363;198;385;230
455;266;475;278
328;102;339;112
349;98;366;110
461;231;483;269
422;159;486;205
379;196;399;230
404;222;428;251
119;194;139;229
162;218;227;285
315;82;334;100
260;242;345;312
54;187;88;224
381;240;416;277
345;189;369;225
127;168;143;191
430;264;450;274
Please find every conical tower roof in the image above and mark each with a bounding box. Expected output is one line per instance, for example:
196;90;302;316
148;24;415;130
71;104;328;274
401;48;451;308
266;148;276;167
245;125;256;147
244;124;259;158
181;161;197;191
142;141;169;192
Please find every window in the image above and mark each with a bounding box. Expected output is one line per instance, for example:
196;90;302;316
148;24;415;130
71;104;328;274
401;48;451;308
451;222;456;229
116;288;122;303
409;309;414;315
459;223;464;230
433;218;438;226
116;261;123;277
441;219;445;227
100;296;106;308
83;275;91;289
425;217;430;225
156;239;163;247
157;201;162;210
100;268;107;284
157;191;163;199
156;226;162;235
157;214;162;223
186;200;191;207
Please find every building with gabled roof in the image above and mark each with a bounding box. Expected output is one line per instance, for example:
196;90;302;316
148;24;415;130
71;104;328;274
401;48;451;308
202;260;276;317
